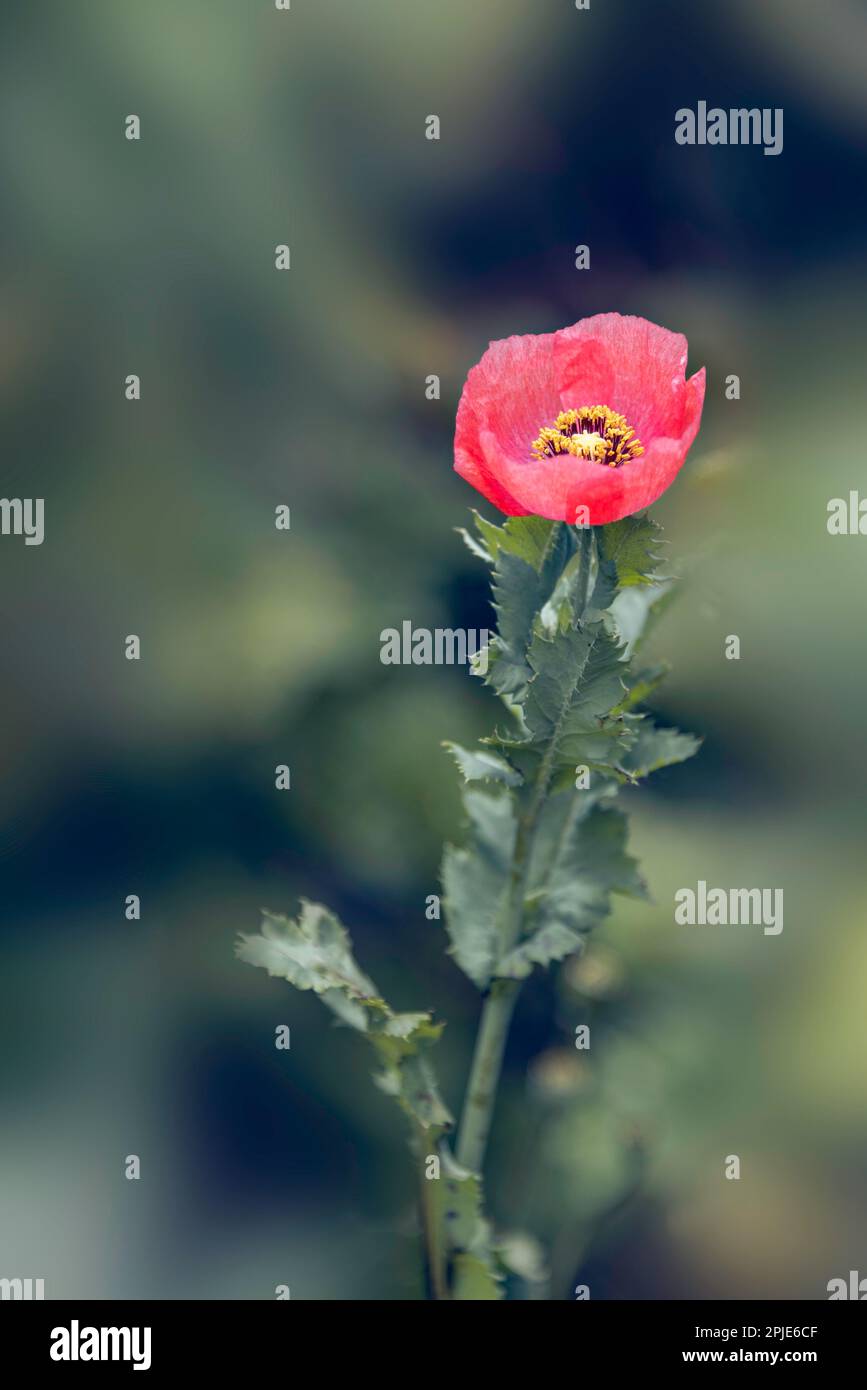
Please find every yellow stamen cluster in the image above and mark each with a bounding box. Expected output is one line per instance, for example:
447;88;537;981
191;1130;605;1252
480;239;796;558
531;405;644;468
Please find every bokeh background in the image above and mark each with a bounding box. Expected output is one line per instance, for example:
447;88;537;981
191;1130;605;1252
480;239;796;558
2;0;866;1300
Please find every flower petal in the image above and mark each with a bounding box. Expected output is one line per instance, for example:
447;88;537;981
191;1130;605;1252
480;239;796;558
555;313;691;439
454;315;705;522
458;330;562;455
455;391;530;515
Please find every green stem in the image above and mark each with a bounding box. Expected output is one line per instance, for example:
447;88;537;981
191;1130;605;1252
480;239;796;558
456;524;595;1176
418;1137;448;1300
453;757;550;1173
455;980;520;1173
575;523;595;613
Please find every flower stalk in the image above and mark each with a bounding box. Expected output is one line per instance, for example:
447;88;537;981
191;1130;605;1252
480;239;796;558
417;1131;448;1300
456;524;594;1175
456;981;520;1173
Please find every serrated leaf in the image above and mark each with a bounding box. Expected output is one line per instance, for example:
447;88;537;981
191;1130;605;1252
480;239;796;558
591;514;664;614
599;513;665;586
485;522;576;700
606;580;672;651
374;1047;453;1132
620;722;701;779
497;801;646;979
539;540;597;633
497;921;587;979
520;620;631;771
455;525;491;562
616;661;670;712
237;901;452;1132
428;1147;504;1300
236;902;377;1000
472;512;557;571
444;741;523;787
441;789;516;989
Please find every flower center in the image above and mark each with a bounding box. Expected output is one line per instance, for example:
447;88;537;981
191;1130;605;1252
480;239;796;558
530;405;644;468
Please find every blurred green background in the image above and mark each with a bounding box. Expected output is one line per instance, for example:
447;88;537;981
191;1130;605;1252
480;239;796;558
1;0;866;1299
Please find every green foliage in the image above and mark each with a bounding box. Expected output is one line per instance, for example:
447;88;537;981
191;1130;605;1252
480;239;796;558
618;661;670;711
499;799;647;979
238;512;698;1300
441;788;647;988
237;901;452;1133
237;900;375;1000
470;511;578;699
471;511;557;570
442;515;698;990
619;721;701;779
442;789;516;989
443;741;523;787
427;1147;504;1300
238;902;503;1298
520;620;630;772
591;513;665;614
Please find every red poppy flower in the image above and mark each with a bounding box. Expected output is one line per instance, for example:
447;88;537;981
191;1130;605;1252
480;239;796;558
454;313;705;524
